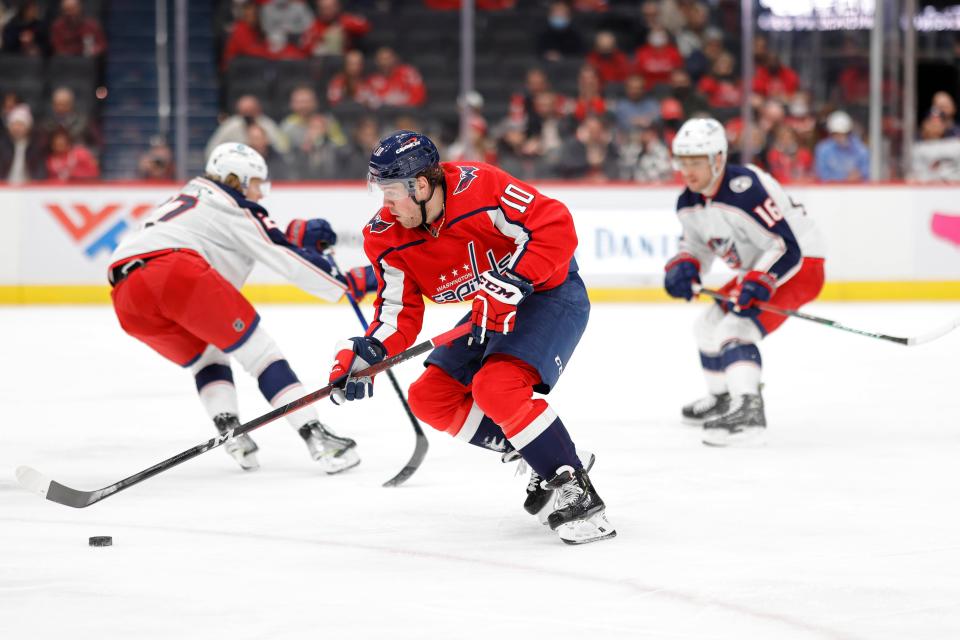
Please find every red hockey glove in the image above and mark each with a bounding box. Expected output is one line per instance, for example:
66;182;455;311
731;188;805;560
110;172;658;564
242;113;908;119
733;271;776;318
285;218;337;250
470;270;534;344
329;336;386;405
344;265;377;301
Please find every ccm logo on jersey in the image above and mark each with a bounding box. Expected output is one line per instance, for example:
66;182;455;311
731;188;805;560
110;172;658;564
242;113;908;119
453;166;478;195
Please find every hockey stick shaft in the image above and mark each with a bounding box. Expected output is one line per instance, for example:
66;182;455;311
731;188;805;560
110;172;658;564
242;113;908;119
16;323;470;508
329;254;429;487
696;286;960;346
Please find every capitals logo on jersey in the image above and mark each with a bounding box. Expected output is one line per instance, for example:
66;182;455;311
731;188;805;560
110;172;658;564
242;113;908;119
429;241;512;303
453;166;479;195
367;212;393;234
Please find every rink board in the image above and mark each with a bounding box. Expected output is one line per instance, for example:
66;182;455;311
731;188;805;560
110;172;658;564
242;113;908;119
0;182;957;303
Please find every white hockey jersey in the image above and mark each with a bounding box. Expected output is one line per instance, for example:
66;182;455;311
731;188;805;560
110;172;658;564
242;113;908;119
675;164;826;285
110;176;346;302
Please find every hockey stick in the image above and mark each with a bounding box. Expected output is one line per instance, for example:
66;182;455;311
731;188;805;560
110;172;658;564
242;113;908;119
329;254;429;487
696;286;960;346
15;323;471;509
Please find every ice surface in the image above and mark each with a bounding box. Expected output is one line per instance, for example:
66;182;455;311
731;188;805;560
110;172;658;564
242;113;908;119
2;301;959;639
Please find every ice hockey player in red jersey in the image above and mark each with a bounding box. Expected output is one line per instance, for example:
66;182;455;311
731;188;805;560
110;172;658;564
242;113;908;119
665;118;826;446
109;142;373;473
327;130;615;544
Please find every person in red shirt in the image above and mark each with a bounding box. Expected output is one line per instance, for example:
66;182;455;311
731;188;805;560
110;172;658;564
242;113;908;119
585;30;630;85
696;51;742;109
569;64;606;122
365;46;426;108
46;127;99;182
300;0;370;57
633;27;683;89
752;54;799;100
222;2;270;66
50;0;106;57
328;131;616;545
764;124;812;183
326;49;375;106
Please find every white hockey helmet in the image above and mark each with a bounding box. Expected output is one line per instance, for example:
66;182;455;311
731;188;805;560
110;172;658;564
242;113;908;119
671;117;728;176
205;142;268;191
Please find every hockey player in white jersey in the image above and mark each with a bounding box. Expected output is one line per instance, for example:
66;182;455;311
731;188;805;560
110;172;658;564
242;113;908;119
665;118;826;446
109;142;371;472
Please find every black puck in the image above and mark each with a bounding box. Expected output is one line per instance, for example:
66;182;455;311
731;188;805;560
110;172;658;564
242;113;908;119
88;536;112;547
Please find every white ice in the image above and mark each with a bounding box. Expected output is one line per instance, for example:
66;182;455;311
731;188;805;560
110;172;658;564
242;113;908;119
2;300;960;639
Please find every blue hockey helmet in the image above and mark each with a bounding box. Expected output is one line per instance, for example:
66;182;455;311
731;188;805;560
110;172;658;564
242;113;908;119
367;130;441;199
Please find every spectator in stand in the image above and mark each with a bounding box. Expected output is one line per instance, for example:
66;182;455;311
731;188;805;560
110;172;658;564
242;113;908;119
668;68;708;119
222;2;269;66
508;68;554;132
524;90;565;165
2;0;48;56
281;85;346;150
536;0;585;62
619;122;672;182
0;104;46;183
659;96;684;146
586;30;630;86
365;46;426;108
447;116;496;164
50;0;106;57
327;49;373;106
675;2;717;59
633;27;683;90
929;91;960;138
2;91;22;121
41;87;100;151
260;0;313;48
246;120;291;180
765;124;812;183
288;113;345;179
205;94;289;157
752;53;799;101
334;115;380;179
696;51;741;108
569;64;606;122
784;91;816;146
611;74;660;135
136;136;175;181
554;114;619;182
300;0;370;57
495;120;544;181
424;0;516;8
46;126;98;182
814;110;869;183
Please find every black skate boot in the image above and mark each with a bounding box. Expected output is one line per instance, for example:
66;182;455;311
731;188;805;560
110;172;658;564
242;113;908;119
298;421;360;474
544;466;616;545
702;393;766;447
681;392;731;425
213;413;259;471
503;450;596;524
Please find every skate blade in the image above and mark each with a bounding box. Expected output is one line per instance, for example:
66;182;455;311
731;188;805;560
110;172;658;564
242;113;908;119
229;450;260;471
317;448;361;474
558;512;617;545
702;427;767;447
681;416;708;427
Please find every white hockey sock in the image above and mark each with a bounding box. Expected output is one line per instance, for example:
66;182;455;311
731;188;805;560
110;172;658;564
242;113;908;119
703;370;727;395
725;362;762;397
269;383;319;429
198;381;239;419
191;346;239;420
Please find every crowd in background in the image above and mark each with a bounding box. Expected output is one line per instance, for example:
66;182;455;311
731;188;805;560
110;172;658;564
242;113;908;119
1;0;959;184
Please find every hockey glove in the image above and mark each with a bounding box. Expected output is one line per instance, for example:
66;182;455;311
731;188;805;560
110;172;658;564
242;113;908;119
470;270;534;344
664;254;701;301
344;265;377;301
286;218;337;250
733;271;776;318
329;336;386;405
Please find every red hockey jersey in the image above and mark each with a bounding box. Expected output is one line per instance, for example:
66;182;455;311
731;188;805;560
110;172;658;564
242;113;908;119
363;162;578;356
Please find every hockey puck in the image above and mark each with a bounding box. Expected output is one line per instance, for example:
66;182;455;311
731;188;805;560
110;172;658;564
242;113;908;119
88;536;112;547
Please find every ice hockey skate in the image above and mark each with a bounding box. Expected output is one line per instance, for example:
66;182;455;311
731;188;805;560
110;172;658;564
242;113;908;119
681;391;731;425
298;421;360;474
213;413;260;471
543;465;616;545
503;449;596;525
702;393;767;447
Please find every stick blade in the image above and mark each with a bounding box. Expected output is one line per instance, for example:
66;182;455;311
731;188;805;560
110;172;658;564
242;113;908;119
16;465;51;498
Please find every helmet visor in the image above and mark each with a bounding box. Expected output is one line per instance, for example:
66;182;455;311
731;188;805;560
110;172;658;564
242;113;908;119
367;173;415;202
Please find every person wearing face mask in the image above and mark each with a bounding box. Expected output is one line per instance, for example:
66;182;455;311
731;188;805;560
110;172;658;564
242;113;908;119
633;27;683;90
536;0;585;61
